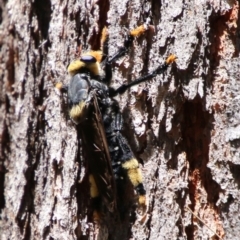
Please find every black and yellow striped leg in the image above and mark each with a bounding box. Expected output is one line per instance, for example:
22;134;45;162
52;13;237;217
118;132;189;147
100;25;151;86
108;25;149;64
104;111;147;207
122;158;146;206
110;54;177;96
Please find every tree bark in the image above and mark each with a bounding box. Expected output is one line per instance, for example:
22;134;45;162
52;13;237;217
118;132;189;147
0;0;239;239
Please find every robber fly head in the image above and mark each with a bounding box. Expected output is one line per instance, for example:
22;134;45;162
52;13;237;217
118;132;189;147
67;53;102;124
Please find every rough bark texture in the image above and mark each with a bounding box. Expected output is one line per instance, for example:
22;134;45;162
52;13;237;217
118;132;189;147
0;0;239;239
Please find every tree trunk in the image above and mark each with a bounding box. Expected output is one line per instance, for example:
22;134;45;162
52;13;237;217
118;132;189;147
0;0;239;239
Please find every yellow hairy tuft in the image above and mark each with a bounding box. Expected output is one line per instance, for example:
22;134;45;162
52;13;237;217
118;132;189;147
89;174;99;198
55;82;63;90
69;101;86;123
122;159;143;187
138;195;146;205
122;158;139;169
101;26;109;47
67;60;86;76
130;25;147;37
165;54;177;65
84;51;103;63
127;168;143;186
